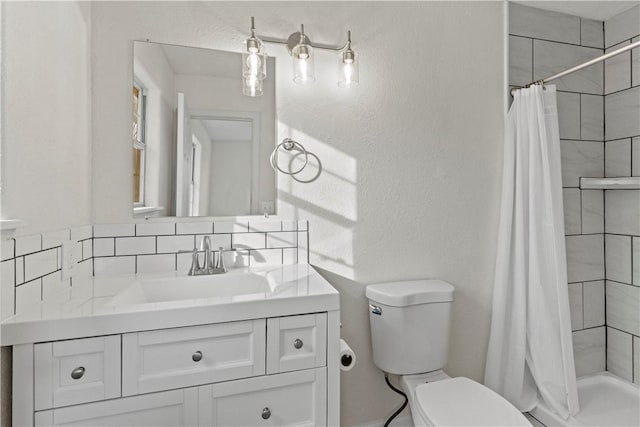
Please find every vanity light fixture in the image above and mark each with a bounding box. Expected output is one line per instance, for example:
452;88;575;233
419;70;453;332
243;17;359;90
242;17;267;97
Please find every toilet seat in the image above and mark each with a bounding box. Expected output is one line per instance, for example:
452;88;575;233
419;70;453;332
415;377;532;427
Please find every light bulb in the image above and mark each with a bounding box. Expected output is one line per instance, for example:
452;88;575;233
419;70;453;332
246;52;261;77
243;75;263;97
338;48;358;88
292;43;315;84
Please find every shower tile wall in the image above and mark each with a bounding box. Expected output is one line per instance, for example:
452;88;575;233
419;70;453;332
509;3;607;378
603;5;640;385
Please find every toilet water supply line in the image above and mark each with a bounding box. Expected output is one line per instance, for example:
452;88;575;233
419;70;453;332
383;373;409;427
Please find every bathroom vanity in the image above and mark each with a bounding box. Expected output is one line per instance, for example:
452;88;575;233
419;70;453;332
2;265;340;426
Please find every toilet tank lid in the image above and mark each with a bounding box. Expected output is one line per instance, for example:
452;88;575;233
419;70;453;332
365;280;454;306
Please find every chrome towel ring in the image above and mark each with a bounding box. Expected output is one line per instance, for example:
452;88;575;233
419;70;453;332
270;138;308;175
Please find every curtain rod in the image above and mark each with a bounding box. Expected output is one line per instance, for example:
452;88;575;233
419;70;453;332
511;39;640;96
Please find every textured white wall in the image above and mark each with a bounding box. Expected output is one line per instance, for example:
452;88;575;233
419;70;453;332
1;1;92;235
91;2;504;425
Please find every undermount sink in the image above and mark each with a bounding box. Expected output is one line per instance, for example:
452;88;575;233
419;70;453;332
106;271;276;306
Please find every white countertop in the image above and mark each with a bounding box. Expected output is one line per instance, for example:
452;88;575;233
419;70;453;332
1;264;339;346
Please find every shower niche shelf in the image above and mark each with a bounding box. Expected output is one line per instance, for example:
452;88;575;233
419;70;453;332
579;177;640;190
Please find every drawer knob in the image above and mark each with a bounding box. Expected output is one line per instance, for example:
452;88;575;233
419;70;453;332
192;351;203;362
70;366;85;380
262;407;271;420
294;338;303;349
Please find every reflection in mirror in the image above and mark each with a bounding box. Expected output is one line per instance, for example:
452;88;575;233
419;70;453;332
132;41;276;218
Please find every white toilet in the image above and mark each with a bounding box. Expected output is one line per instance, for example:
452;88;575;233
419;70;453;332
366;280;532;427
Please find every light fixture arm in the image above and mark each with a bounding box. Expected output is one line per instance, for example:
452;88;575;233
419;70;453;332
258;26;351;53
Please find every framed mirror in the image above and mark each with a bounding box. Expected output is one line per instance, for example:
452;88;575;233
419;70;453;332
132;41;276;218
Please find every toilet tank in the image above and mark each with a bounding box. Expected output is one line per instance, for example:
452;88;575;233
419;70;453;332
366;280;454;375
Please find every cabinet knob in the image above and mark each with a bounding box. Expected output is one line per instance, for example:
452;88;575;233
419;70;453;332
70;366;85;380
262;407;271;420
294;338;303;349
192;351;203;362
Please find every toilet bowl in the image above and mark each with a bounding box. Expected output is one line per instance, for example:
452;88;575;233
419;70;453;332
366;280;531;427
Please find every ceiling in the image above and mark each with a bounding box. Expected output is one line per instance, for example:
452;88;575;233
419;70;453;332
514;1;638;21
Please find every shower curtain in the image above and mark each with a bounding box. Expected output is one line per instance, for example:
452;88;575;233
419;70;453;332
485;85;579;419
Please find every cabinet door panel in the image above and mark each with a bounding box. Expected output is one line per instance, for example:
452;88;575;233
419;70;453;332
199;368;327;427
123;319;266;395
267;313;327;374
34;335;121;410
34;388;197;426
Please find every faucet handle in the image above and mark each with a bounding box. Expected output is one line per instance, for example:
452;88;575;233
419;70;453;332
215;247;237;272
178;248;201;275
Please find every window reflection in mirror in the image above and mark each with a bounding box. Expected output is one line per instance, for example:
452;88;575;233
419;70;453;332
132;41;276;218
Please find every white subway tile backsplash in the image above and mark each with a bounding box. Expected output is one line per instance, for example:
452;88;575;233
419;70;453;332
581;190;604;234
250;249;283;267
605;190;640;235
93;256;136;276
215;221;248;234
177;252;200;273
563;189;581;234
232;233;265;249
197;234;231;251
93;238;114;257
557;92;581;140
510;3;581;45
137;254;176;274
93;223;135;238
283;248;298;265
136;222;175;236
604;4;640;48
633;237;639;285
297;221;308;231
42;273;70;304
606;234;632;284
176;221;213;235
1;260;15;320
605;41;632;94
15;235;41;256
115;236;155;256
534;40;603;94
581;18;604;49
566;234;605;282
509;36;533;87
267;232;297;249
606;280;640;336
71;225;92;242
580;95;604;141
583;280;605;328
248;221;282;232
607;327;633;382
1;239;14;261
24;249;57;282
561;140;604;187
15;279;41;314
568;283;583;330
573;327;606;377
157;235;195;253
82;239;93;260
605;139;632;177
298;231;309;264
15;257;24;285
605;86;640;140
42;229;70;250
225;249;249;268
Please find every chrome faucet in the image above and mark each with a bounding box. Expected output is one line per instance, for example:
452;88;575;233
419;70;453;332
181;238;234;276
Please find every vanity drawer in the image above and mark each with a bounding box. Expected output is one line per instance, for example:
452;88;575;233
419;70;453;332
267;313;327;374
199;367;326;426
122;319;266;396
34;335;121;410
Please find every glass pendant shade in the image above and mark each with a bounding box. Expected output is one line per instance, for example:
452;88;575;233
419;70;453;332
242;74;263;97
338;48;358;88
292;43;315;84
242;37;266;81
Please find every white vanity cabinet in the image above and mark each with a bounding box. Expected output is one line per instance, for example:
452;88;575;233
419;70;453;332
13;313;337;427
